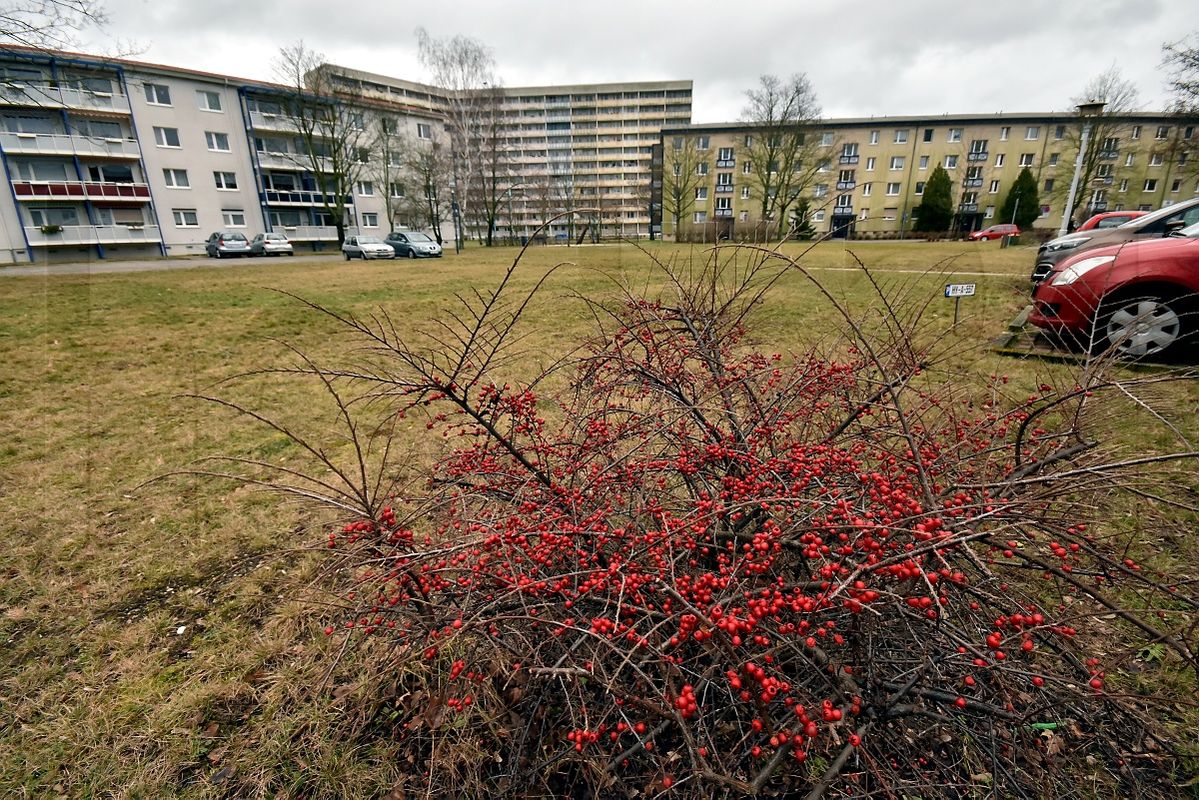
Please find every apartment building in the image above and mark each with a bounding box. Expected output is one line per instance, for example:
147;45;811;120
657;113;1199;241
0;47;444;264
324;65;693;240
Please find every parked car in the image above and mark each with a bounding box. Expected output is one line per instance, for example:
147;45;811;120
384;230;443;259
1076;210;1147;231
1028;222;1199;359
1032;196;1199;283
250;232;294;256
968;223;1019;241
342;235;395;260
205;231;251;258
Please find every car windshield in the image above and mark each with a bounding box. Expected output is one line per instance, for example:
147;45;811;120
1095;217;1128;228
357;236;383;244
222;233;247;241
406;232;433;242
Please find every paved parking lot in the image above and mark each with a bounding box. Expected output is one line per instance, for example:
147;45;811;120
0;253;344;277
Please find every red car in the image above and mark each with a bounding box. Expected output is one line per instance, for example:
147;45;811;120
1028;232;1199;358
1075;210;1147;231
969;223;1019;241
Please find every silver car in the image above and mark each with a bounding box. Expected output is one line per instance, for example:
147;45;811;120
384;230;443;258
342;235;395;260
204;231;251;258
250;232;294;257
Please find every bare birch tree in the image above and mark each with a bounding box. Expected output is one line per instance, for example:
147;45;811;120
1;0;105;48
660;135;704;240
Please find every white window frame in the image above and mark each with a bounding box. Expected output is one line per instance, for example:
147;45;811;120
865;156;876;171
172;208;198;227
1025;126;1040;140
214;171;238;190
889;156;904;170
205;131;230;152
695;187;708;200
221;209;245;227
919;155;929;170
357;180;375;196
999;126;1010;141
947;128;963;143
1143;179;1158;192
1019;153;1034;167
153;126;180;148
885;182;901;196
861;182;872;197
995;154;1005;167
417;123;431;140
196;90;222;112
144;83;171;106
362;212;379;228
893;129;909;144
989;179;1000;194
944;155;958;169
163;168;189;188
869;130;879;145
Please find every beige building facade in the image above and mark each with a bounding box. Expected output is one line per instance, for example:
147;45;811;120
657;113;1199;241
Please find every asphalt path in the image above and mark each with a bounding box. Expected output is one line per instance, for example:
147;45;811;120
0;253;344;277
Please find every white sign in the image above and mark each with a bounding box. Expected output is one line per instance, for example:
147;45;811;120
944;283;976;298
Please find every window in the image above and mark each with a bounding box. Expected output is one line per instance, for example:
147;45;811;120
696;136;710;150
742;161;752;174
894;129;909;144
163;168;189;188
881;208;897;221
221;209;245;227
1180;151;1189;165
1044;178;1055;192
389;182;405;197
989;179;1000;193
842;143;858;157
995;153;1005;167
969;139;988;153
355;146;370;163
740;185;750;199
153;126;180;147
213;171;237;190
922;128;933;143
962;191;978;205
919;155;929;169
1144;179;1158;192
889;156;904;170
696;162;708;175
694;211;707;223
144;83;171;105
1025;126;1040;140
838;169;854;183
999;126;1010;141
869;130;879;144
1118;179;1128;192
205;131;230;152
739;210;748;222
196;90;221;111
914;181;925;195
357;180;374;196
1186;126;1195;139
695;187;708;200
362;212;378;227
417;123;431;139
947;128;963;143
813;183;828;198
1171;179;1182;193
820;132;834;146
743;135;753;147
862;182;872;196
984;205;995;219
718;146;733;161
1156;126;1169;140
886;182;901;195
813;210;826;223
835;193;852;208
1019;153;1034;166
1131;125;1141;140
865;156;876;171
1125;153;1135;167
716;172;732;186
1048;152;1059;166
715;197;731;210
1149;153;1164;166
1054;125;1066;140
172;208;198;227
944;155;958;169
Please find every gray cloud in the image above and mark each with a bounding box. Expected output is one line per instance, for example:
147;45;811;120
87;0;1196;121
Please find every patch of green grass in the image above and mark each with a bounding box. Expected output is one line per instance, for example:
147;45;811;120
0;241;1194;796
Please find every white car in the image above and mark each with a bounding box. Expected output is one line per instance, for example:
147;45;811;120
342;235;395;260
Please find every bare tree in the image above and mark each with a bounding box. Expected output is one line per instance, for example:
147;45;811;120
367;116;405;232
467;85;516;246
416;28;497;243
401;137;451;242
274;41;373;245
1;0;105;48
1163;33;1199;111
741;73;826;237
1056;66;1141;227
660;135;704;240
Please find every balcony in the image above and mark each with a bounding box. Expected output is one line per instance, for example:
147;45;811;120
1097;149;1119;160
261;189;351;206
1095;175;1114;185
1090;202;1109;211
715;159;735;168
275;225;339;241
713;208;733;218
959;203;979;212
963;178;984;188
248;111;302;132
832;205;854;216
838;155;860;165
836;180;856;190
256;150;335;171
23;224;161;246
966;151;989;162
0;131;140;159
714;184;734;193
12;180;150;202
0;83;131;113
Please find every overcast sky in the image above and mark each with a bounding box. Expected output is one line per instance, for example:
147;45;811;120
85;0;1197;121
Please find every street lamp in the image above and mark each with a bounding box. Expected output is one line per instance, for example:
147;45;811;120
1058;100;1107;236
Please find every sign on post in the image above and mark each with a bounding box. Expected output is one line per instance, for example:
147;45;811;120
944;283;976;326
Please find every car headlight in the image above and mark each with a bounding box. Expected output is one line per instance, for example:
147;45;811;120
1050;254;1115;285
1046;237;1089;252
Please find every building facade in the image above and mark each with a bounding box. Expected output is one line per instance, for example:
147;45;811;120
0;47;445;263
657;113;1199;242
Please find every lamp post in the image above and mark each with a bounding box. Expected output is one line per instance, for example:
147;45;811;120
1058;100;1106;237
